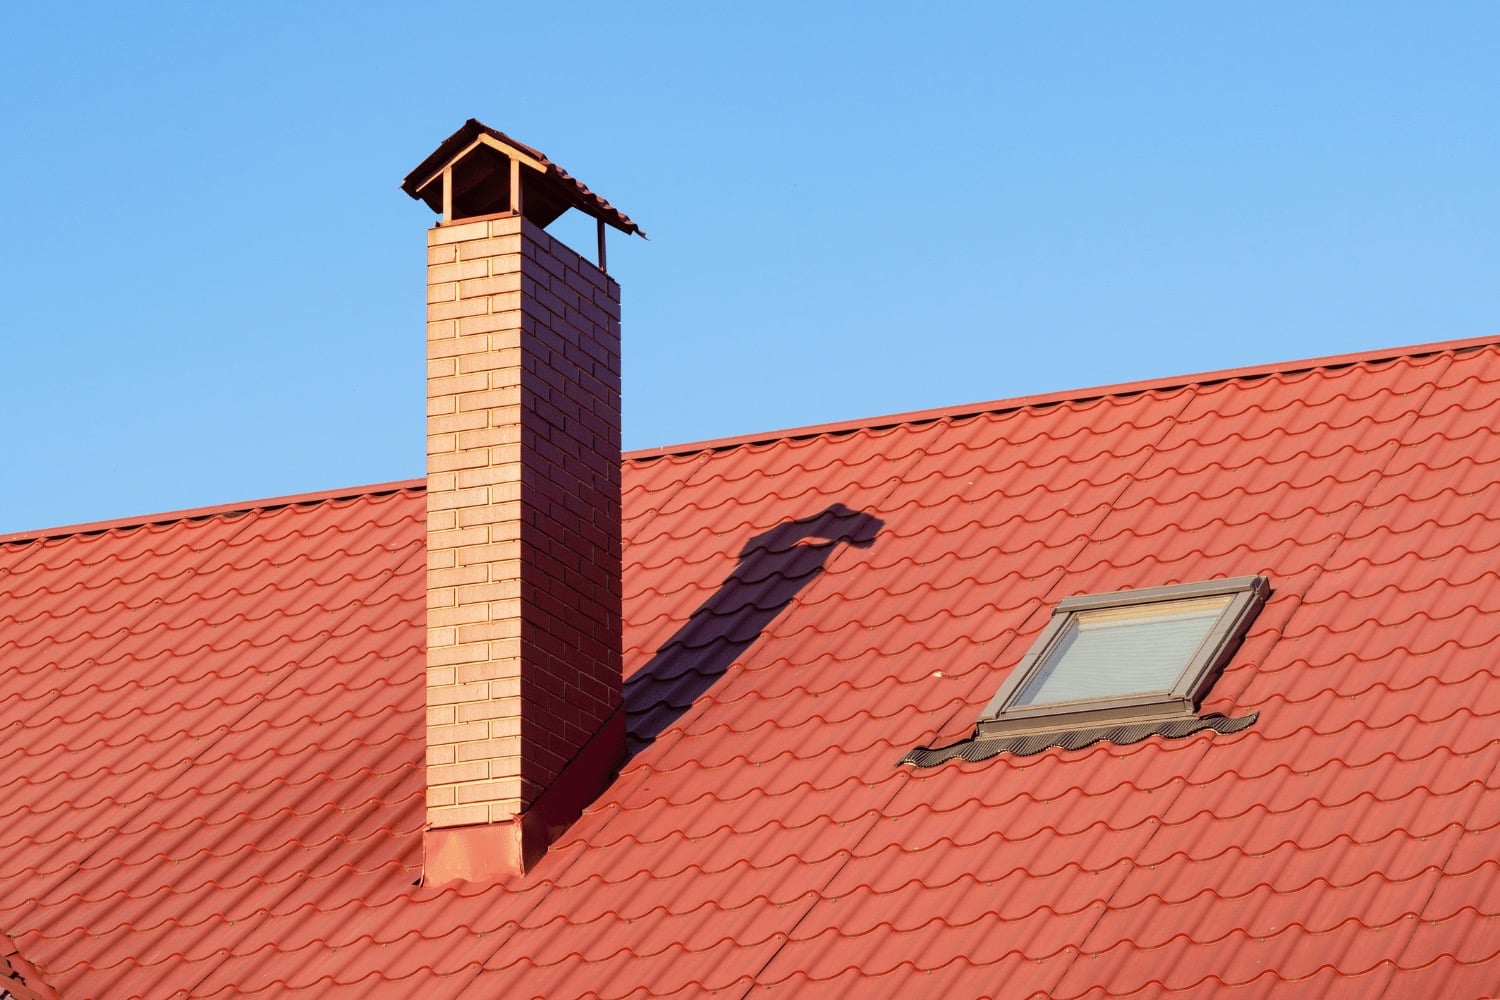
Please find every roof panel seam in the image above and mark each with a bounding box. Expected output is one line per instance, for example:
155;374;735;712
734;771;921;995
1052;350;1458;997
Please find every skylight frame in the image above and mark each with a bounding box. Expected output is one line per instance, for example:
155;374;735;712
978;576;1270;738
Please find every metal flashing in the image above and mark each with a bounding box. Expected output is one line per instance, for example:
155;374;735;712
900;711;1260;766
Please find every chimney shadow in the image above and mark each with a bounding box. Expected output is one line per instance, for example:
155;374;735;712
624;503;884;757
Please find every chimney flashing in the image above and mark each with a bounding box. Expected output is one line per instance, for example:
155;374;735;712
423;709;626;883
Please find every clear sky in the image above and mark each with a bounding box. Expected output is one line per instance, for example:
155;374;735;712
3;3;1498;536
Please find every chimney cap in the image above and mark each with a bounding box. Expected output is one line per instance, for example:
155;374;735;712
402;119;645;237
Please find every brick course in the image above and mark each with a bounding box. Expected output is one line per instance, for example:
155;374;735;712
426;214;622;832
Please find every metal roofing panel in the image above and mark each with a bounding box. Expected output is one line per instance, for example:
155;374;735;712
4;339;1500;995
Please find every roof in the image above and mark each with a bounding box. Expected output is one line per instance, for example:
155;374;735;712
4;336;1500;996
401;119;644;236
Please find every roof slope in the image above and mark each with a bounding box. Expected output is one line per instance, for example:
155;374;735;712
3;338;1500;996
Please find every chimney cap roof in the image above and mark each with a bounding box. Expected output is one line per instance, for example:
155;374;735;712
402;119;644;237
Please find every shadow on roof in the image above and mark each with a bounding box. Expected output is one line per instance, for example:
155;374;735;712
624;503;884;757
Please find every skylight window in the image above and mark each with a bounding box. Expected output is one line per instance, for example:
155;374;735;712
977;576;1269;738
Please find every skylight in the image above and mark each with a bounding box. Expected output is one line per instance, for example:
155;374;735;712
978;576;1269;738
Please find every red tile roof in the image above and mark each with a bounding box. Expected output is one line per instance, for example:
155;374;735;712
4;337;1500;996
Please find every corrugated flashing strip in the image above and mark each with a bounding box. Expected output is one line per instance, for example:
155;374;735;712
900;711;1258;766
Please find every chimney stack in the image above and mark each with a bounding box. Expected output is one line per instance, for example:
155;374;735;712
402;121;644;883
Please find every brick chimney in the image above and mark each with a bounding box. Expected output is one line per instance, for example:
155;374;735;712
402;121;644;883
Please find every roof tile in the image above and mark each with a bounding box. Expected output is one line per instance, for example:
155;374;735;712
5;341;1500;994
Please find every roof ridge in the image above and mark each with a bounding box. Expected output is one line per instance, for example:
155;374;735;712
623;333;1500;462
11;334;1498;544
0;478;426;546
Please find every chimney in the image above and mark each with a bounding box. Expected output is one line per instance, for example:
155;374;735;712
402;121;644;883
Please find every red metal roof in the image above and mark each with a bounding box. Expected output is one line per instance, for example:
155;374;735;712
4;337;1500;996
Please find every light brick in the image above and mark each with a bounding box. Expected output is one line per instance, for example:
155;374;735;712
455;778;523;806
428;524;491;551
428;258;489;283
426;486;489;512
428;333;493;361
457;501;521;527
426;641;489;667
428;371;490;396
458;235;523;259
429;802;490;828
429;759;491;786
455;735;521;763
454;539;521;566
456;698;519;723
429;681;488;707
457;351;523;377
455;427;518;450
456;618;521;644
454;390;521;414
428;218;491;245
456;464;523;489
455;579;520;603
457;311;522;336
489;636;522;661
429;719;492;745
455;656;520;684
427;602;490;629
458;273;522;298
429;297;490;322
487;597;522;622
428;449;490;473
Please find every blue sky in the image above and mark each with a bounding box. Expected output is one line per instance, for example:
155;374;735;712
3;3;1498;535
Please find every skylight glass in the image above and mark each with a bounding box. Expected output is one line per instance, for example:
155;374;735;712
1014;595;1233;706
978;576;1269;737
